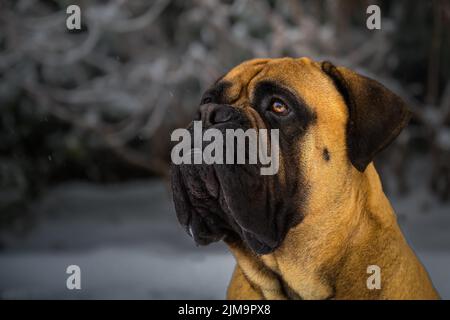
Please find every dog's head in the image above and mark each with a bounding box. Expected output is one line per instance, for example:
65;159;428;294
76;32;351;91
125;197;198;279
171;57;411;254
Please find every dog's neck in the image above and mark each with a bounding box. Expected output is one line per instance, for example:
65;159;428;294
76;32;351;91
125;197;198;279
272;164;396;299
227;164;435;299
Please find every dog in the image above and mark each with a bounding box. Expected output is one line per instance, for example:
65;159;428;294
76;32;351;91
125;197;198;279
171;57;439;299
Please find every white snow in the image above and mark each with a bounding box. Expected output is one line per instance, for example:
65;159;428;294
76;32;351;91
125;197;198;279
0;249;235;299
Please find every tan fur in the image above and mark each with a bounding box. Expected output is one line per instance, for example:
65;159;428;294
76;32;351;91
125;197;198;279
221;57;439;300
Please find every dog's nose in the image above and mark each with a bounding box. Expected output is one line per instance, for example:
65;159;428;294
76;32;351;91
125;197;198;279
197;104;235;127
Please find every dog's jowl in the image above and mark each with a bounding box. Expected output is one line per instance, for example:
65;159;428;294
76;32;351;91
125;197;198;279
170;57;440;300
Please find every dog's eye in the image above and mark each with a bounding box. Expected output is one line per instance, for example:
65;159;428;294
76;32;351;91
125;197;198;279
270;99;289;115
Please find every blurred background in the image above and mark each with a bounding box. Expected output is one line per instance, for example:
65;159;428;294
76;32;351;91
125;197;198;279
0;0;449;299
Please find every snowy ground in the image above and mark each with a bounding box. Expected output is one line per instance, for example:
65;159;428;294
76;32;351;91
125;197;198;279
0;179;449;299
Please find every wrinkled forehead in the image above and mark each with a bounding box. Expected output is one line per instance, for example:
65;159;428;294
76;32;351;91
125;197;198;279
213;57;346;119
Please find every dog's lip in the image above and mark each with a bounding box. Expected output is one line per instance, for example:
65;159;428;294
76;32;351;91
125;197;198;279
175;163;223;241
173;152;282;254
213;168;280;253
185;219;228;245
210;171;279;252
184;217;279;254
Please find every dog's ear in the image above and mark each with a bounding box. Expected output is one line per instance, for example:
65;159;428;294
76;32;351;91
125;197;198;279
321;61;411;172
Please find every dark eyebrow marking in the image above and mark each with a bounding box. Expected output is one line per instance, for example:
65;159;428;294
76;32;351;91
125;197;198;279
252;80;305;109
200;81;232;105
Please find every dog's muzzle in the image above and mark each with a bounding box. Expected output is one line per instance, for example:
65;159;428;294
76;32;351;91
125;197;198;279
171;103;285;254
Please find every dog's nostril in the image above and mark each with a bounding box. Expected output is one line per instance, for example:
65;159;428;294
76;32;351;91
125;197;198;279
212;107;233;124
199;104;234;126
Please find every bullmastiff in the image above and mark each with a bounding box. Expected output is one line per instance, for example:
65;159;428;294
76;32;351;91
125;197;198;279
171;57;439;299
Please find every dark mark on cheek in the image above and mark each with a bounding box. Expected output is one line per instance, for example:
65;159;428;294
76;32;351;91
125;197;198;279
323;148;330;161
